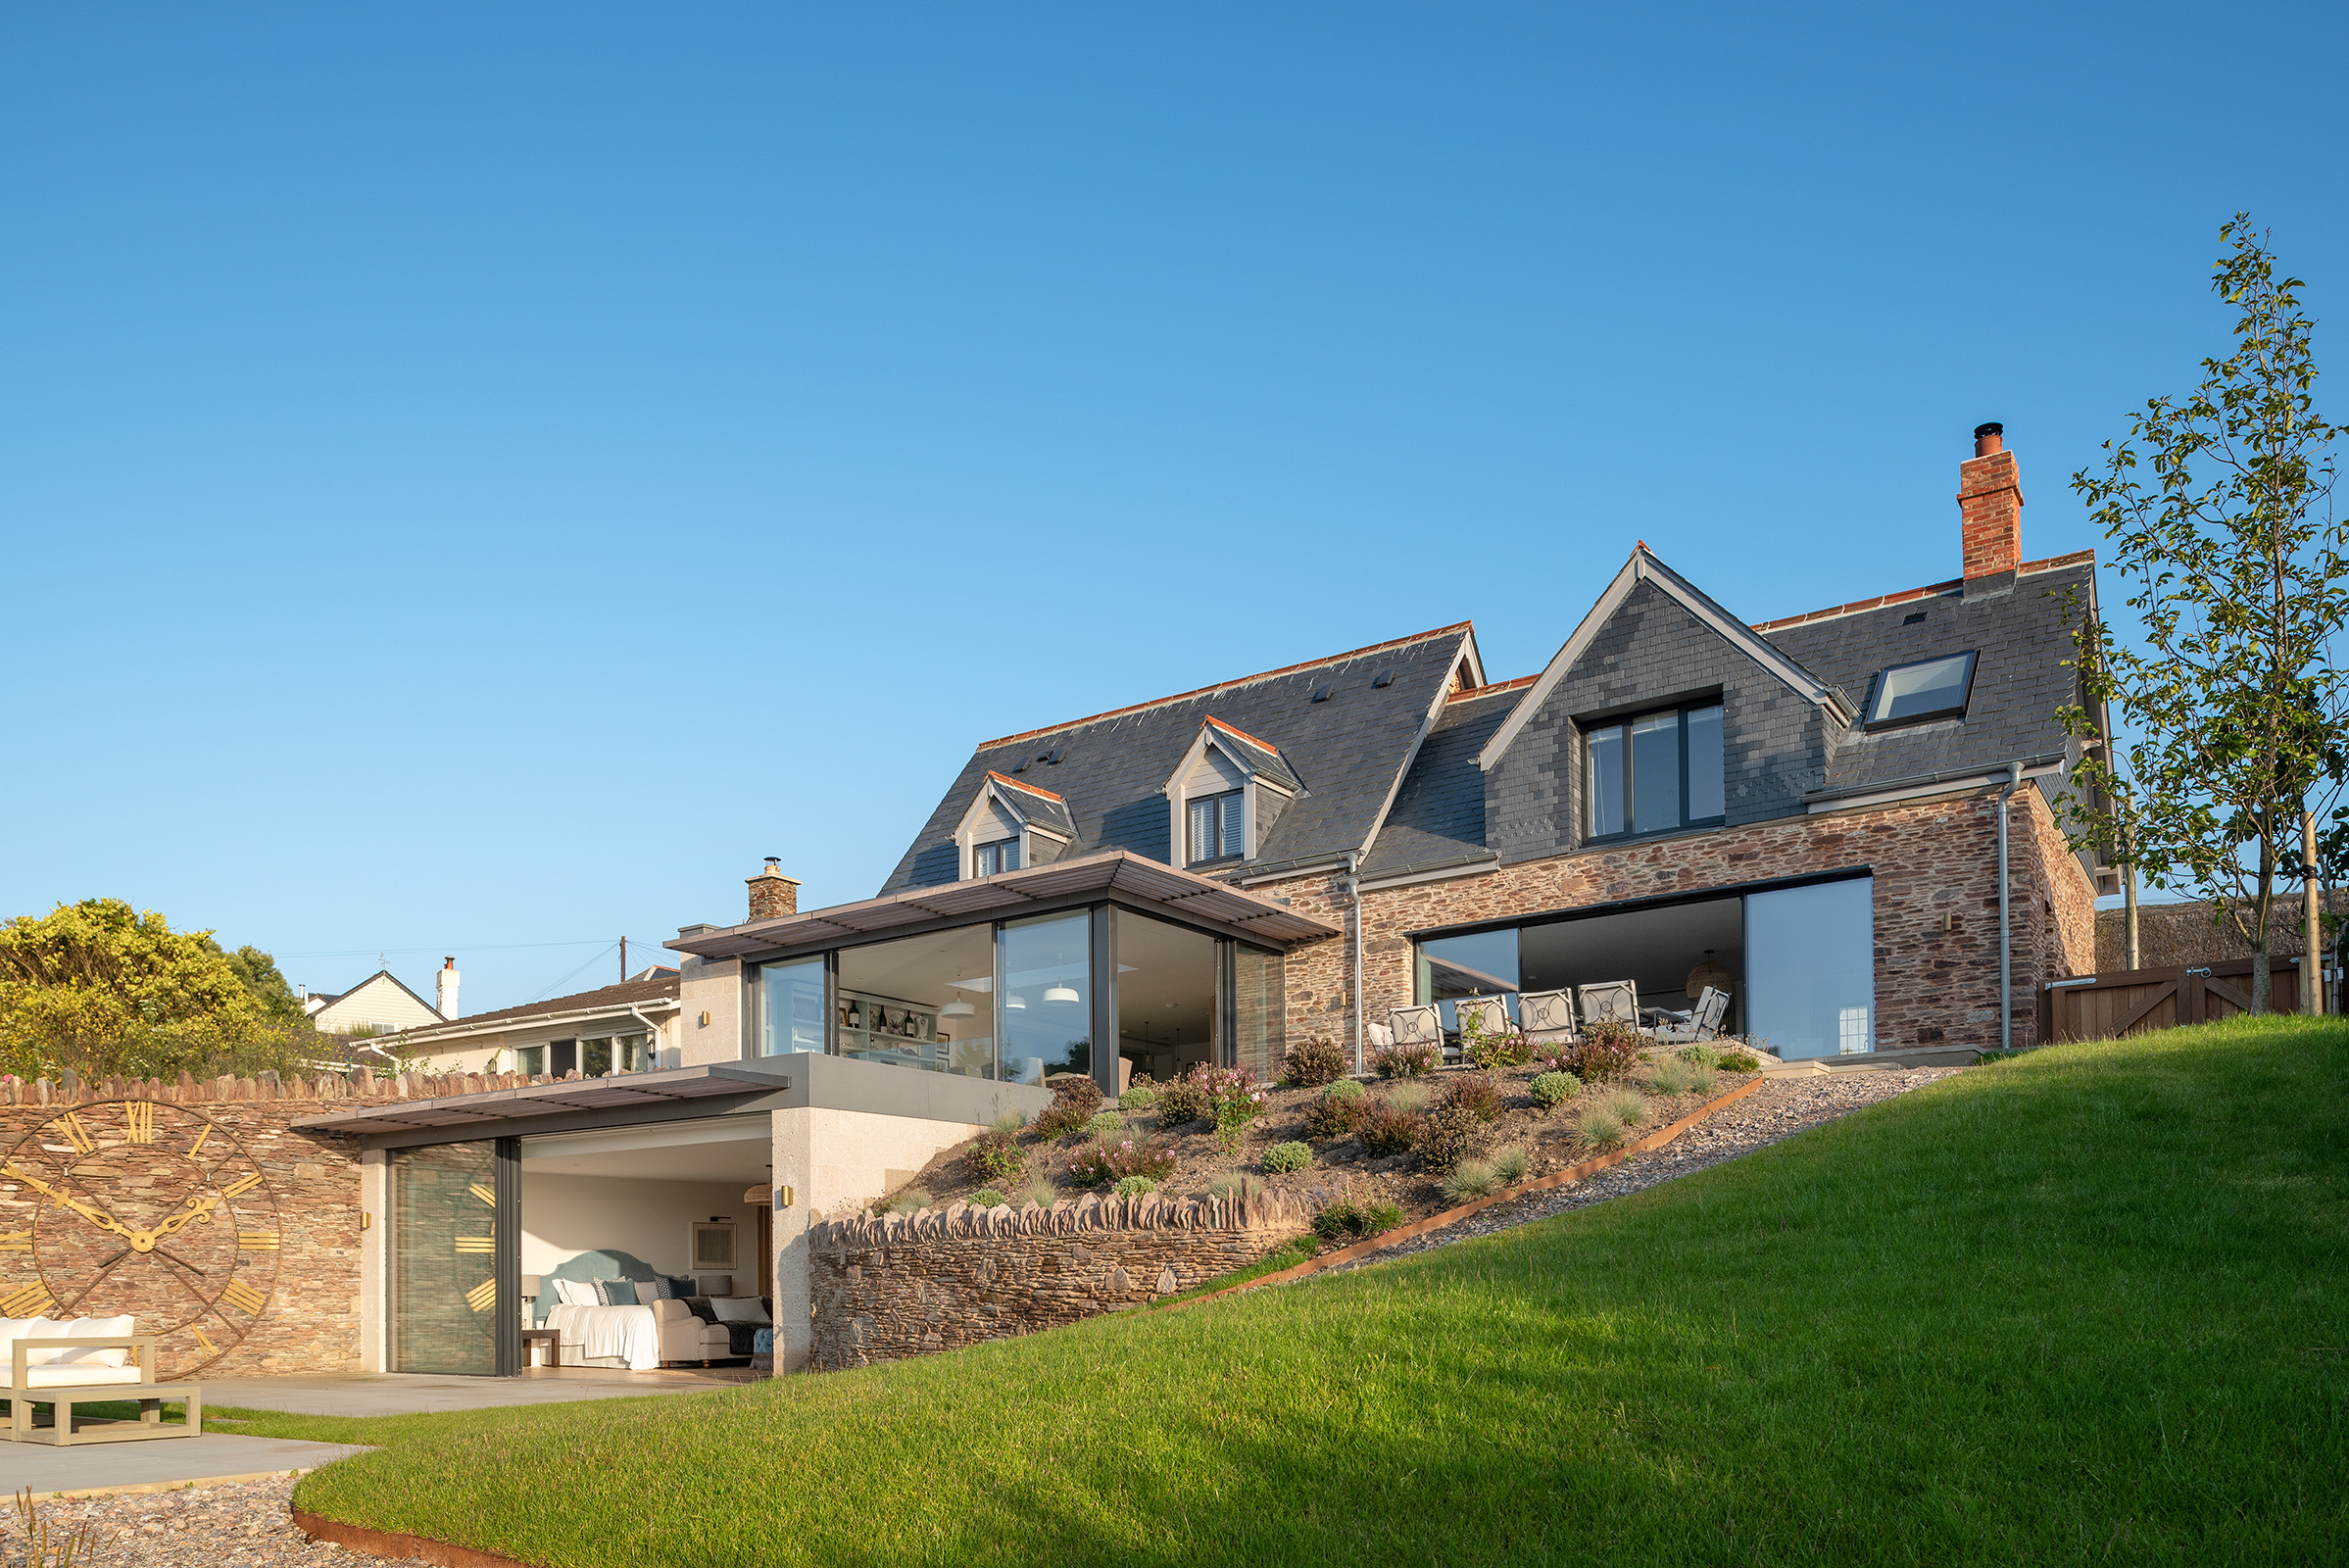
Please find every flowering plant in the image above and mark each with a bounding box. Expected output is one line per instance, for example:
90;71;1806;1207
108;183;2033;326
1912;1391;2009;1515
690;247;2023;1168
1068;1134;1176;1187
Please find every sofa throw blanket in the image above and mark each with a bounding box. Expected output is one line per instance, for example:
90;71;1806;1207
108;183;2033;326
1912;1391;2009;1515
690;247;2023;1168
545;1303;661;1370
686;1298;776;1357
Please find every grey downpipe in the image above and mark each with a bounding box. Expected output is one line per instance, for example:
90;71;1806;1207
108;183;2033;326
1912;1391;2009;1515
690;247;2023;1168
1997;761;2022;1053
1345;851;1364;1075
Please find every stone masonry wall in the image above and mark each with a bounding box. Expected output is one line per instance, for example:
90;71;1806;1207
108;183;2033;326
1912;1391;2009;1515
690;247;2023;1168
0;1064;598;1380
807;1189;1307;1370
1256;786;2099;1055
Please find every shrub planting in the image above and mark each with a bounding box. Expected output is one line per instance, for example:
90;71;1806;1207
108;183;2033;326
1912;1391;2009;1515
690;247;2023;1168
966;1187;1006;1208
1529;1070;1581;1109
1644;1058;1695;1097
1281;1037;1348;1087
1685;1062;1717;1096
1464;1023;1535;1070
1716;1047;1762;1072
1354;1102;1424;1156
1312;1198;1404;1243
1034;1075;1104;1138
971;1126;1025;1183
1385;1081;1431;1115
1261;1141;1312;1174
1438;1073;1504;1123
1112;1175;1159;1197
1603;1088;1647;1126
1152;1069;1212;1126
884;1187;935;1215
1068;1134;1177;1187
992;1109;1027;1136
1576;1104;1626;1150
1493;1146;1531;1185
1118;1080;1159;1109
1413;1102;1487;1172
1675;1044;1722;1069
1441;1159;1498;1202
1016;1175;1060;1209
1370;1041;1438;1079
1549;1019;1643;1084
1204;1173;1266;1200
1302;1082;1371;1139
1085;1110;1125;1137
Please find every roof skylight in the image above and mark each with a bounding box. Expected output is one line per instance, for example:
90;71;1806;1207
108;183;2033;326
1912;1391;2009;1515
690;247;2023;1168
1864;651;1977;728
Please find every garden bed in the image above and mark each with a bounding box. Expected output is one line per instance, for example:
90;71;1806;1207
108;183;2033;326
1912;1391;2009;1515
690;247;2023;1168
890;1034;1772;1237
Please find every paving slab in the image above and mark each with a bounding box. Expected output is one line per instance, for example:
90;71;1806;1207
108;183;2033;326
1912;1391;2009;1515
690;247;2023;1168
0;1431;371;1499
203;1371;745;1417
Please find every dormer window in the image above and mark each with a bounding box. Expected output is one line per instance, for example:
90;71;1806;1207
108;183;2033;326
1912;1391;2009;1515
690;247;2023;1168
954;771;1073;881
1188;790;1244;864
972;837;1022;876
1864;651;1977;729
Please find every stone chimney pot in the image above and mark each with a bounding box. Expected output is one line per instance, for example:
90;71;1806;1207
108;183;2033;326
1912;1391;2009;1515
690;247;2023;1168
748;858;801;922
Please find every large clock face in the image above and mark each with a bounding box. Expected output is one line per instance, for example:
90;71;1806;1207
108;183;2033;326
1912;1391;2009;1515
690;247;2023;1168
0;1101;279;1376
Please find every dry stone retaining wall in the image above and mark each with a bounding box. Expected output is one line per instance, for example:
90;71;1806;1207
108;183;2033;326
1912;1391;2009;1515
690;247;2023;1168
807;1190;1309;1369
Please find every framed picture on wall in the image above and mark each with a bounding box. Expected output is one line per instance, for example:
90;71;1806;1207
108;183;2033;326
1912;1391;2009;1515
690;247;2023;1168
691;1220;739;1272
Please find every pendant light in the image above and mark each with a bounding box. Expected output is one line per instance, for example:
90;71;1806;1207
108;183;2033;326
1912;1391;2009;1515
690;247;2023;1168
942;964;976;1017
1044;977;1079;1004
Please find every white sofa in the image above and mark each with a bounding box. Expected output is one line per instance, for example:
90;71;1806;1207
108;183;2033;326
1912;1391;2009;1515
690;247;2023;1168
656;1298;733;1365
1;1315;201;1444
0;1316;142;1390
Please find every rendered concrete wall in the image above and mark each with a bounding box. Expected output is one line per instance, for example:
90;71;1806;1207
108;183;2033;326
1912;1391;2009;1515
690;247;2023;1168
678;956;745;1066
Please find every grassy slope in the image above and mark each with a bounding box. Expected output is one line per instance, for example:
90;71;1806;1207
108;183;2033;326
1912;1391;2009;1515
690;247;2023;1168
267;1018;2345;1566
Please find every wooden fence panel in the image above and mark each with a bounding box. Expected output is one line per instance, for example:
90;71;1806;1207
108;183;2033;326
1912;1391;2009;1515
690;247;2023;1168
2046;956;2308;1044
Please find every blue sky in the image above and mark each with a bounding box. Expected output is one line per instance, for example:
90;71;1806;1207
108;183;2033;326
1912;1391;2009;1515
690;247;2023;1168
3;4;2343;1011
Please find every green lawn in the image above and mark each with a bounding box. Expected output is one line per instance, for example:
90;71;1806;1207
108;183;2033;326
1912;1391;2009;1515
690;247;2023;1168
257;1017;2343;1566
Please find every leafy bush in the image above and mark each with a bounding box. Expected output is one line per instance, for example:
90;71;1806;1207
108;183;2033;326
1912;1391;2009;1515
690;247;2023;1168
1413;1102;1488;1172
1438;1073;1503;1123
966;1187;1007;1208
1576;1103;1626;1150
1371;1041;1438;1079
1153;1069;1212;1126
1119;1080;1159;1109
1549;1019;1644;1084
1017;1175;1061;1209
1385;1081;1431;1115
1530;1070;1581;1109
1716;1048;1762;1073
1281;1037;1348;1087
1603;1088;1647;1125
1685;1062;1717;1097
1204;1173;1266;1200
971;1126;1025;1182
884;1187;934;1215
1313;1198;1405;1243
1085;1110;1126;1137
1200;1065;1267;1152
1354;1102;1424;1156
1261;1141;1312;1174
1463;1023;1536;1070
1303;1082;1371;1139
1493;1146;1531;1185
1442;1159;1498;1201
1068;1134;1177;1187
1112;1175;1159;1197
1675;1044;1722;1069
1645;1058;1696;1097
992;1109;1027;1136
1034;1075;1105;1138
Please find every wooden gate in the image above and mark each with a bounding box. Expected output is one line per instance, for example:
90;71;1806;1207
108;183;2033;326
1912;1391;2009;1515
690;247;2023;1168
2042;956;2314;1044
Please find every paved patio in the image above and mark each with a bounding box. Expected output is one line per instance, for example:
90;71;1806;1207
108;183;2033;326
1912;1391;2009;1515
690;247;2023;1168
204;1365;759;1417
0;1431;374;1499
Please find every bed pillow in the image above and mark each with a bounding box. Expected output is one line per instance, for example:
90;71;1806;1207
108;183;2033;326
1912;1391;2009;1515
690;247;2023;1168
553;1278;596;1306
710;1297;770;1325
639;1277;674;1301
595;1279;640;1306
664;1275;698;1299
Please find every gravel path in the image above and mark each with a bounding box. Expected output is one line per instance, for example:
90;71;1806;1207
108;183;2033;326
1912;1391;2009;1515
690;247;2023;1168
10;1476;424;1568
1336;1065;1970;1268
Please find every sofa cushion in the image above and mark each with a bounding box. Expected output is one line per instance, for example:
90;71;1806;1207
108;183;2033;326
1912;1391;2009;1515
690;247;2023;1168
54;1316;136;1367
17;1364;144;1389
710;1297;769;1325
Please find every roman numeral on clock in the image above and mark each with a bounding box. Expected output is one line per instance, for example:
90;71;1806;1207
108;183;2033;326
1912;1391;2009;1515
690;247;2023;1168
220;1172;262;1200
221;1281;268;1315
453;1236;495;1253
468;1182;497;1206
1;1281;56;1317
58;1114;95;1156
238;1231;281;1250
465;1278;498;1312
187;1124;212;1157
124;1102;154;1144
190;1326;218;1356
0;1232;30;1254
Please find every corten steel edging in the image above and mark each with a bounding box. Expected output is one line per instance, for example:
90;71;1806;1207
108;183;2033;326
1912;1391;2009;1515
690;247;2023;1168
1169;1073;1769;1309
292;1508;539;1568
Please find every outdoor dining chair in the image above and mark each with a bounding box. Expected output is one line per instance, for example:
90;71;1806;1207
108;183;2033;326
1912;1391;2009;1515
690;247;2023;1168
1451;996;1512;1062
1649;986;1732;1045
1517;988;1578;1046
1577;980;1639;1028
1387;1004;1443;1052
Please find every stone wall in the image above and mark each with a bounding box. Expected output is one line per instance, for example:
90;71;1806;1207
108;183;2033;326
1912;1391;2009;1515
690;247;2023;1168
0;1064;595;1380
806;1189;1307;1370
1259;783;2099;1054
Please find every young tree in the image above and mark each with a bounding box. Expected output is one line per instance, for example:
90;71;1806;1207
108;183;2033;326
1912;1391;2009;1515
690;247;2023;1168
2061;217;2346;1014
0;899;314;1080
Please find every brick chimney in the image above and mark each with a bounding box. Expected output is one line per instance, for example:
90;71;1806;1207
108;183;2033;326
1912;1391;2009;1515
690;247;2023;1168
1958;421;2023;589
746;858;799;921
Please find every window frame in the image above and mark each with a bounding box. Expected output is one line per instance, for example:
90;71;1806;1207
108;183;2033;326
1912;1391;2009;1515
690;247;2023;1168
971;836;1023;877
1861;650;1979;731
1187;788;1246;866
1582;701;1727;845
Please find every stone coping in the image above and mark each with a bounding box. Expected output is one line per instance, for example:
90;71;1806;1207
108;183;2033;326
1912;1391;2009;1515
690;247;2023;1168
807;1187;1306;1248
0;1065;658;1108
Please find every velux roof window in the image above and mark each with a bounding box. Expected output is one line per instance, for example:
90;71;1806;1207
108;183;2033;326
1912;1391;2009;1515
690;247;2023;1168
1864;651;1977;729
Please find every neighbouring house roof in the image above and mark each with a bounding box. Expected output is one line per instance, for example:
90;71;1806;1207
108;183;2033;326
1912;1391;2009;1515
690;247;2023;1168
1762;552;2097;796
370;976;682;1051
673;850;1342;962
878;624;1484;892
310;969;443;1029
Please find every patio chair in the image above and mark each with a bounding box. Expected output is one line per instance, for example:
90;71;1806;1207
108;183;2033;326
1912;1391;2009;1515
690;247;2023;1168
1517;988;1578;1046
1386;1004;1443;1056
1;1320;201;1446
1450;996;1512;1062
1651;986;1732;1045
1577;980;1639;1029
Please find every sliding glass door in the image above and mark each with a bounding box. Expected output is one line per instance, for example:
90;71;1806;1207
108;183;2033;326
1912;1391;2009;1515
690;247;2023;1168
389;1138;519;1375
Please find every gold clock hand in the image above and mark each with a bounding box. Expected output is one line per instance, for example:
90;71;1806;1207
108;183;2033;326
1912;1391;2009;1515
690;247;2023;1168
145;1195;220;1243
1;1164;144;1246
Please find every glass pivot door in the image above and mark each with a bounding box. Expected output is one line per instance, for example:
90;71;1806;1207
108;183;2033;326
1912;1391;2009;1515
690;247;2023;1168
389;1137;521;1375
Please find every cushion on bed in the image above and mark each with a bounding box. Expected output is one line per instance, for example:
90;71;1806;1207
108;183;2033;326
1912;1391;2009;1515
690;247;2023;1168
594;1279;640;1305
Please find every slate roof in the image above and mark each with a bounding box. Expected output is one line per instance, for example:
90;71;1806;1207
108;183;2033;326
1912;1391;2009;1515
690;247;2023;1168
1199;717;1302;793
1360;681;1528;878
983;773;1078;838
880;625;1479;893
1762;552;2096;795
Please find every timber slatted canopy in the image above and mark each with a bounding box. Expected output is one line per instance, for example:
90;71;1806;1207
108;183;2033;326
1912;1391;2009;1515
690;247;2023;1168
666;850;1341;961
290;1061;793;1135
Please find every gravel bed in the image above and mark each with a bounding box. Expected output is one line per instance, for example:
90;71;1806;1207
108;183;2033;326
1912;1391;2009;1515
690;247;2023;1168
1333;1066;1970;1268
9;1476;424;1567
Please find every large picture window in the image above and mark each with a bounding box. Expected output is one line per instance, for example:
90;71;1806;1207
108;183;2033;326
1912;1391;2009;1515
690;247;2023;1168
1585;703;1725;841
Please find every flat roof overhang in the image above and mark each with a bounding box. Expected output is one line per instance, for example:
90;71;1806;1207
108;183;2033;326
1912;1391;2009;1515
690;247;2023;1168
665;850;1341;963
289;1060;797;1137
